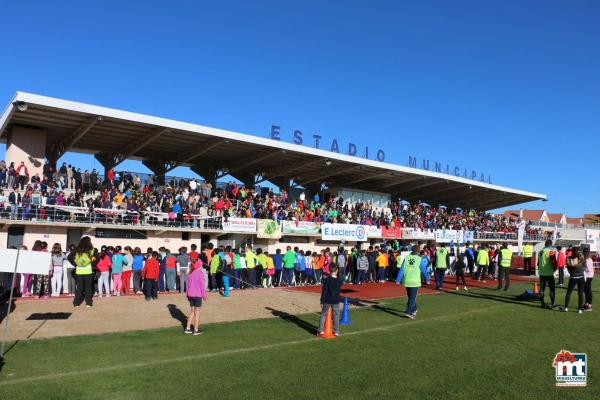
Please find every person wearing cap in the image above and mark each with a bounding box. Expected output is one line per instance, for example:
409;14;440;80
497;243;512;291
184;257;208;335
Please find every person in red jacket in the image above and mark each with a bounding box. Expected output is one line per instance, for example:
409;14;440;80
16;161;29;190
142;251;160;301
556;246;567;286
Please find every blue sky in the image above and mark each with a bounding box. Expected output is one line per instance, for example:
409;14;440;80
1;1;598;216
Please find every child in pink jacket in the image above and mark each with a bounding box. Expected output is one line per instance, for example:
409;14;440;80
184;260;207;335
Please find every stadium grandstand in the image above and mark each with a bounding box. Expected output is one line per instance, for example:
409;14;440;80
0;91;550;252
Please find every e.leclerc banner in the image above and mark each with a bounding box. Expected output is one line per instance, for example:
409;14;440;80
434;229;463;243
321;223;368;242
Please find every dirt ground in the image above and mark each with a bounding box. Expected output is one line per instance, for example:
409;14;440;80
1;288;324;341
1;275;534;342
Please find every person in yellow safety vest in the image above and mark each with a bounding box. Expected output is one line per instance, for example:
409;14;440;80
522;242;534;275
245;246;259;289
434;243;450;290
476;244;490;282
497;243;513;291
396;244;430;319
538;239;558;309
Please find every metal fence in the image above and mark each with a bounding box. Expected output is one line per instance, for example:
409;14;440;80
0;206;223;230
0;205;562;242
473;231;545;242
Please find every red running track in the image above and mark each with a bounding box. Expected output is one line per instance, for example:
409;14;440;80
285;273;537;301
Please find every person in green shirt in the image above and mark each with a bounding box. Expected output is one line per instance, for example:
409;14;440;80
245;246;258;289
282;246;296;286
476;245;490;282
538;240;558;309
257;249;269;288
434;243;450;290
209;249;222;292
233;249;242;290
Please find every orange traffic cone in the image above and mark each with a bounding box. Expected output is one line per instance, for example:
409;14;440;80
320;308;336;339
533;282;539;294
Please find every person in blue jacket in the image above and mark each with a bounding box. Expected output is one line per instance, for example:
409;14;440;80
131;247;145;294
465;243;475;277
272;249;283;287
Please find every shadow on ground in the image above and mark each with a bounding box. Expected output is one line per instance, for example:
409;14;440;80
167;304;188;327
265;307;318;335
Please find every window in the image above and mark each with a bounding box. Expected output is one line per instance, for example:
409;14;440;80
182;232;190;241
95;229;146;239
280;236;310;243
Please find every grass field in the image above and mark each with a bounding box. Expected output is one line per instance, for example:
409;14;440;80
0;280;598;399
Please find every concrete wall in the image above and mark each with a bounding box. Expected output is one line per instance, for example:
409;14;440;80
4;226;202;252
5;126;47;180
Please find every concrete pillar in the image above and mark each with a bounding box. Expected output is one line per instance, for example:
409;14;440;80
191;166;218;189
6;126;47;181
94;153;117;184
305;183;322;200
232;172;256;189
271;178;291;193
142;161;167;187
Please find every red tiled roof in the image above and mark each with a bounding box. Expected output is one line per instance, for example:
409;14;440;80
503;209;520;220
520;210;545;221
547;213;565;223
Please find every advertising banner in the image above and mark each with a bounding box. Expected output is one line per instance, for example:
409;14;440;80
321;223;368;242
382;226;402;238
257;219;282;239
366;225;382;238
0;249;52;274
401;228;435;240
222;217;257;233
434;229;463;243
517;219;526;253
462;231;474;243
282;220;321;234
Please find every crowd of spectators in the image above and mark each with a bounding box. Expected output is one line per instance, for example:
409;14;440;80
0;159;546;237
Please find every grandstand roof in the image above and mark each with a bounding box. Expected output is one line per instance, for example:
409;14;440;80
0;92;546;210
